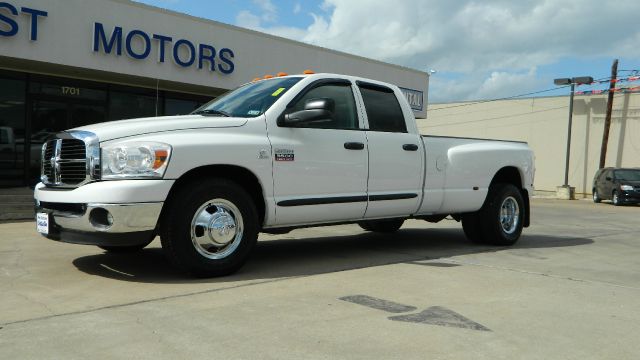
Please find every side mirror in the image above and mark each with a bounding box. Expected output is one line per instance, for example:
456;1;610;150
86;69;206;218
279;98;335;127
606;177;612;181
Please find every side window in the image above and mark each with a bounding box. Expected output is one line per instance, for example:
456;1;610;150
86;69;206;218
358;85;407;133
604;170;612;180
287;84;359;130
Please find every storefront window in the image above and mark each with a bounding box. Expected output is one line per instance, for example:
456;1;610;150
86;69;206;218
0;76;26;187
165;97;208;116
109;90;157;120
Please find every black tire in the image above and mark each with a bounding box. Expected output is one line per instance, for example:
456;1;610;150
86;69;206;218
461;213;483;243
358;218;404;233
99;239;153;253
612;190;621;206
160;178;259;277
592;189;601;203
476;183;525;246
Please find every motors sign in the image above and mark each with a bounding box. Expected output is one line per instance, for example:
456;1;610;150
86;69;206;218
0;2;235;75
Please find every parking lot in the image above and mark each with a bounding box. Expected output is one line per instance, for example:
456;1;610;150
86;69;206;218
0;198;638;359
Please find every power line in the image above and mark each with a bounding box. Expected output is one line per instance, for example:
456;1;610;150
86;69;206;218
424;91;639;127
428;75;616;112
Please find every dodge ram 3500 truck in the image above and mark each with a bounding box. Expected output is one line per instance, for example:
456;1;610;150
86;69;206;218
34;73;534;277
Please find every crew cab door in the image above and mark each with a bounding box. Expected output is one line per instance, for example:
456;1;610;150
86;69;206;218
356;81;424;218
267;79;368;226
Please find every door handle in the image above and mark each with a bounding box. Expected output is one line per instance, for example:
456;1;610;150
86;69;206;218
402;144;419;151
344;142;365;150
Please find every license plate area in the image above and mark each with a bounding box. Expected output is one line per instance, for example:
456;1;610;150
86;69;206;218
36;212;50;235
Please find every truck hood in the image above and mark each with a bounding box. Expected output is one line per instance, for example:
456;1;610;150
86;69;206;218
71;115;248;141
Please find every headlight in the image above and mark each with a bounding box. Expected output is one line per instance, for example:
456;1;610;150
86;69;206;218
620;184;634;191
101;142;172;179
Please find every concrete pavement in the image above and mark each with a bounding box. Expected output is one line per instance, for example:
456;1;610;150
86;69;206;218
0;199;639;359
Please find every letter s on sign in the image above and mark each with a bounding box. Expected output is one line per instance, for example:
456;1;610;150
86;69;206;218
0;2;19;37
218;48;235;74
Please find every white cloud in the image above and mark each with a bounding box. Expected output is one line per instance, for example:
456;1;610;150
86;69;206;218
236;10;262;29
235;0;278;29
293;3;302;14
236;0;640;101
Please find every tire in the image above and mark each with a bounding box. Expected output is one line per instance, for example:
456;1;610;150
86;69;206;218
358;218;404;233
612;190;621;206
461;213;483;243
476;183;525;246
160;178;259;277
592;189;601;203
99;239;153;253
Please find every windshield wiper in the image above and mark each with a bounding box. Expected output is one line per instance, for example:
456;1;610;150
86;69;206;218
193;109;231;117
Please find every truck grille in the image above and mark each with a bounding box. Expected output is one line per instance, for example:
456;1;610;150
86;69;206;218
41;131;100;188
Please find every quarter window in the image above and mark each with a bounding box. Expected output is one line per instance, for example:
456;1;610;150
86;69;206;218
358;84;407;133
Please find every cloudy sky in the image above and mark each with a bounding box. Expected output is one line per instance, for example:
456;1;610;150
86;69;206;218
135;0;640;103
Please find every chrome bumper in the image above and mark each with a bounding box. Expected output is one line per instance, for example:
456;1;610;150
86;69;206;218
36;202;163;246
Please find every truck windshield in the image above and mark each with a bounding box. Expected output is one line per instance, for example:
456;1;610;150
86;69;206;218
193;77;303;118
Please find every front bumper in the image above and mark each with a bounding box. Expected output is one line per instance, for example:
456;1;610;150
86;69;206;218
619;190;640;203
35;202;163;246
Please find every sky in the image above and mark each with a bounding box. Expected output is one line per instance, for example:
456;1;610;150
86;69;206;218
134;0;640;103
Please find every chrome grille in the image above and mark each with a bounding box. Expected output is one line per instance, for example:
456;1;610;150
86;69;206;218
41;131;100;188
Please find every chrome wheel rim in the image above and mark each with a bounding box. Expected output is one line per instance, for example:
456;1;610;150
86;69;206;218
593;191;598;201
499;196;520;234
613;192;619;204
190;199;244;260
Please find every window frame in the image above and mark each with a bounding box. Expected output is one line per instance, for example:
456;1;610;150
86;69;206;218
356;80;408;134
277;78;361;131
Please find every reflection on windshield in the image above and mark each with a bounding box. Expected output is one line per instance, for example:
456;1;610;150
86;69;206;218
615;170;640;181
194;77;303;118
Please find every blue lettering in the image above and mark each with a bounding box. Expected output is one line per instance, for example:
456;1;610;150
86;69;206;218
93;23;122;55
0;2;18;37
218;48;235;74
152;34;172;63
125;29;151;59
20;6;47;41
198;44;215;71
173;39;195;67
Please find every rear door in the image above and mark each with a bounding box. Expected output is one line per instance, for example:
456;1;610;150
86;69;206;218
602;169;614;199
356;81;424;218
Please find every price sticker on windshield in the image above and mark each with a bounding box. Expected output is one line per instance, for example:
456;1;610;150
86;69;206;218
271;87;286;97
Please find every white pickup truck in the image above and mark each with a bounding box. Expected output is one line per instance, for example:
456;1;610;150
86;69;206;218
34;73;534;277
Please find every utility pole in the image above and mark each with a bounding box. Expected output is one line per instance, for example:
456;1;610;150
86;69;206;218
599;59;618;169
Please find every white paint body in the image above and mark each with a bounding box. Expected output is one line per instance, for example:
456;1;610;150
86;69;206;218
34;74;534;229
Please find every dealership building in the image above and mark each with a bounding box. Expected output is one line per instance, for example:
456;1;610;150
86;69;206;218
0;0;429;207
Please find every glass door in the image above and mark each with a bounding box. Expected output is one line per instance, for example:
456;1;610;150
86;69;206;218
29;100;68;185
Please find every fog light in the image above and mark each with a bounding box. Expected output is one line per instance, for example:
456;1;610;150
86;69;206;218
89;208;113;230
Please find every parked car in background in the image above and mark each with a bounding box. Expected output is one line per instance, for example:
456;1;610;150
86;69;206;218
592;167;640;206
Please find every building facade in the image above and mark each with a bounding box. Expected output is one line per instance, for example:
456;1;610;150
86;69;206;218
0;0;429;189
420;93;640;195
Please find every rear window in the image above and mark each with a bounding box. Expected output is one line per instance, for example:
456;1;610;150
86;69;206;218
358;84;407;133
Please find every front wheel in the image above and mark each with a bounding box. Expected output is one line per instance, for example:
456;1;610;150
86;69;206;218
592;189;601;203
160;178;259;277
612;190;622;206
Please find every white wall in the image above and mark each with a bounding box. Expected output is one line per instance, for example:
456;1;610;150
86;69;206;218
419;93;640;195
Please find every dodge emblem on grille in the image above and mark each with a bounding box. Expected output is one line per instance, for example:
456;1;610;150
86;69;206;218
50;139;62;184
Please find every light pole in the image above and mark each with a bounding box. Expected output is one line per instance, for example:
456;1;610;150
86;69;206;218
553;76;594;199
